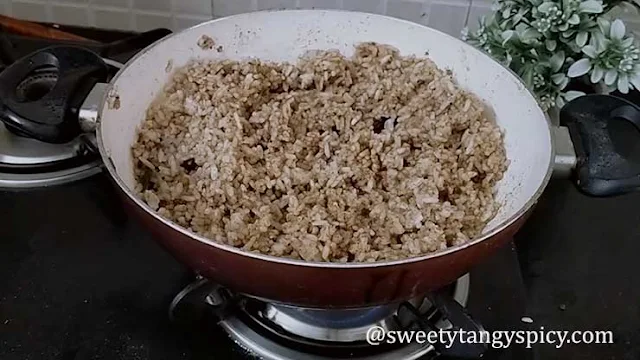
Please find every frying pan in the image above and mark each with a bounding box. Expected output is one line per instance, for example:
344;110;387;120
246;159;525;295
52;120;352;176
0;10;638;308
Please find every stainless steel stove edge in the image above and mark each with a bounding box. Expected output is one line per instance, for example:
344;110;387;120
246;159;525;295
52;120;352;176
0;161;103;189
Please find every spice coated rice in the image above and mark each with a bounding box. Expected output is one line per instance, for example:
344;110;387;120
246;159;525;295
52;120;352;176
131;42;508;263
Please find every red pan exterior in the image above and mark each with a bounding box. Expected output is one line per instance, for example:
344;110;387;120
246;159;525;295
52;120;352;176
122;189;533;309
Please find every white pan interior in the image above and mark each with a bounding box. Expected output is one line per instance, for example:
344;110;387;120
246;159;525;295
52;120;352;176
99;10;553;252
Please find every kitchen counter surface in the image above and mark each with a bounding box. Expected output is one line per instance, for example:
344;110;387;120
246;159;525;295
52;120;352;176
515;179;640;360
0;174;532;360
1;166;639;360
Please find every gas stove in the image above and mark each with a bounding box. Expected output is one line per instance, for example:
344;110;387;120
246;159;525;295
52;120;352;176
167;274;483;360
0;26;170;189
0;25;534;360
0;174;533;360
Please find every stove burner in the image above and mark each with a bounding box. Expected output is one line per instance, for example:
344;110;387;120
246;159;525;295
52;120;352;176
0;60;114;189
0;28;173;189
15;65;59;103
220;316;436;360
169;274;485;360
267;303;398;332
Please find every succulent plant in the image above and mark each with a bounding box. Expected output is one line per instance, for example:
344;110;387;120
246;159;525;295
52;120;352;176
463;0;640;110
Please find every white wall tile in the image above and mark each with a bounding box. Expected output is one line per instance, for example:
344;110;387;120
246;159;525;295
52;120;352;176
0;0;9;14
132;0;171;12
426;1;469;37
171;0;211;15
296;0;341;9
606;3;640;25
51;4;89;26
256;0;296;11
94;8;133;30
386;0;428;24
11;1;48;22
134;11;172;31
601;3;640;40
3;0;480;36
212;0;256;16
628;22;640;39
466;2;491;31
175;14;211;30
342;0;385;14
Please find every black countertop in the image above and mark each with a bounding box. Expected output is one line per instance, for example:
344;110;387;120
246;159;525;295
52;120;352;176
0;173;533;360
514;179;640;360
2;165;640;360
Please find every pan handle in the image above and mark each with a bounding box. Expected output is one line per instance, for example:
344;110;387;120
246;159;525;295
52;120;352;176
0;46;109;143
559;94;640;197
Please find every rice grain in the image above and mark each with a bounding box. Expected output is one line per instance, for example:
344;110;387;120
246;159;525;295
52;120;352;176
131;42;508;263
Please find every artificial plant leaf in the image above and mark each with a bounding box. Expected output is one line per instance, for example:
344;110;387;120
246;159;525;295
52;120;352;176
546;39;557;51
630;73;640;90
597;17;611;34
591;66;604;83
576;31;589;47
564;90;586;101
502;30;516;45
582;45;598;58
520;27;542;42
610;19;626;40
568;13;581;25
551;73;567;84
556;95;565;109
618;73;630;93
538;2;556;12
591;31;607;52
567;58;592;77
579;0;604;14
604;69;618;85
550;51;566;72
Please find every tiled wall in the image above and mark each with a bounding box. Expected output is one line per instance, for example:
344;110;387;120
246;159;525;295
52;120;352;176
0;0;637;38
0;0;491;38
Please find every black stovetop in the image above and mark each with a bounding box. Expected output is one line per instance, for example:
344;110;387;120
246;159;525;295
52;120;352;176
0;174;531;360
0;24;639;360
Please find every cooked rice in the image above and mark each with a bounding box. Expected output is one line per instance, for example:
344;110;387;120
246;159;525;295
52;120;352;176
131;42;508;263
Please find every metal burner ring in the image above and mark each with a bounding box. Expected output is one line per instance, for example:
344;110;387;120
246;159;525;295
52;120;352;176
254;274;470;343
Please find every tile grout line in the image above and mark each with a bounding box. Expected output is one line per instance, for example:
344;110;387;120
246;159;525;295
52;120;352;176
43;0;52;22
9;0;43;5
127;0;135;32
169;0;178;32
423;0;432;27
431;0;470;5
463;0;473;30
87;0;96;28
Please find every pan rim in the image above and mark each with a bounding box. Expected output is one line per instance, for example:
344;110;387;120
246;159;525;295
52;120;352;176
96;9;555;269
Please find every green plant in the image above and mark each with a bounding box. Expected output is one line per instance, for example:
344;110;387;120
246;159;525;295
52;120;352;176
462;0;640;110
